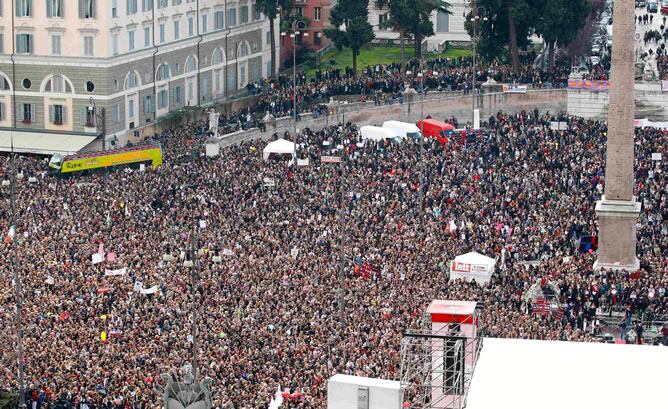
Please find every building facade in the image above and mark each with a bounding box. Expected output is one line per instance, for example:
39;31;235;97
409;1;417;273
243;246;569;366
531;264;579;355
0;0;279;149
368;1;470;52
280;0;333;67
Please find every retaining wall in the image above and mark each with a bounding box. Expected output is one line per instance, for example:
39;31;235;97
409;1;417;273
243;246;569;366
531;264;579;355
213;89;568;148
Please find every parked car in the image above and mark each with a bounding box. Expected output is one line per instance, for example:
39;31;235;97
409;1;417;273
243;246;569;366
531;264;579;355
647;0;658;12
661;0;668;14
636;0;647;7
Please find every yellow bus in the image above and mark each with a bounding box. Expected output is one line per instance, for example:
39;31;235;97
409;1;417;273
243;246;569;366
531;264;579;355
50;144;163;174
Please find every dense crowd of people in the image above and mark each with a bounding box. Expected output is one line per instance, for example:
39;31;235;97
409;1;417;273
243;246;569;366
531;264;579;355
0;106;666;408
219;57;576;133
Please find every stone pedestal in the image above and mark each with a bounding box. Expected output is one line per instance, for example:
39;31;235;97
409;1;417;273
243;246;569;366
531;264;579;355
594;196;641;272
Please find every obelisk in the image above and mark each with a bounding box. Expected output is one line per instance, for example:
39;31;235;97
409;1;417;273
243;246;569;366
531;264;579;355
594;0;641;271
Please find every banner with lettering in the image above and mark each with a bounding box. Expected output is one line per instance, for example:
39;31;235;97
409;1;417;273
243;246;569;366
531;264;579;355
568;79;610;90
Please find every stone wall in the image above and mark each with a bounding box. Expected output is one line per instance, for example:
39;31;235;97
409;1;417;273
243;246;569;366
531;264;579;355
568;81;668;121
212;89;568;148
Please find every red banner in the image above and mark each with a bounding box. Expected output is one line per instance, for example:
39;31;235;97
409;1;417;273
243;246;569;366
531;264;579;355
568;79;610;90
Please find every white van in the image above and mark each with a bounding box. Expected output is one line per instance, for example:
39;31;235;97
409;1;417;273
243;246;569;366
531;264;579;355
360;126;401;142
382;121;422;140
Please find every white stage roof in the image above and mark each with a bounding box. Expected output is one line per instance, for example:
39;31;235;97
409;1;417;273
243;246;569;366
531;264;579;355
467;338;668;409
0;130;97;155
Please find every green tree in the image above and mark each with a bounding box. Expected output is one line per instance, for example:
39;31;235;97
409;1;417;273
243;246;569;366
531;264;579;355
533;0;591;68
376;0;450;70
464;0;533;69
255;0;294;77
325;0;375;77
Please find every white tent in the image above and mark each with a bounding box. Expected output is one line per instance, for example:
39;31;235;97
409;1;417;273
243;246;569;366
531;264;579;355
449;251;496;285
263;138;296;161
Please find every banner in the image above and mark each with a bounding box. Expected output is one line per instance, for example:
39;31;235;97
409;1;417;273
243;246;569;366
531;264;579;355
104;267;127;276
140;285;159;295
567;79;609;90
297;158;310;166
92;253;104;264
321;156;341;164
502;84;527;94
634;118;668;130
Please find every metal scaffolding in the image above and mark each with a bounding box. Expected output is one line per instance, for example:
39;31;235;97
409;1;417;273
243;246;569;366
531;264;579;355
399;324;483;409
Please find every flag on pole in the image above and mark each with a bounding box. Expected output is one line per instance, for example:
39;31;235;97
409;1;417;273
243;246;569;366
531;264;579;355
5;225;15;243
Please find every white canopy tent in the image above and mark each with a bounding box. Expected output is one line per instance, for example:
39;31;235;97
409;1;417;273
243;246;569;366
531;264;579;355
449;251;496;285
263;138;296;161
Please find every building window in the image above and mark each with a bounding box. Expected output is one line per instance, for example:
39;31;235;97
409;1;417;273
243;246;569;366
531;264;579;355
201;13;208;33
143;95;154;114
266;31;270;46
83;35;94;56
144;26;151;47
214;10;224;30
159;23;165;43
295;6;302;16
111;104;120;122
47;0;63;18
112;33;119;55
79;0;96;19
157;63;170;81
127;0;137;14
129;30;135;51
313;32;321;46
436;11;449;33
86;81;95;92
142;0;152;11
173;20;180;40
157;0;167;7
16;34;32;54
158;88;168;108
51;34;62;55
16;0;32;17
172;0;181;5
253;4;261;21
22;78;31;89
201;77;209;100
50;104;66;125
111;0;118;17
128;99;135;118
174;85;182;104
188;16;194;36
227;8;236;26
379;14;388;30
314;7;321;21
126;71;138;88
20;103;34;123
0;34;3;54
240;5;248;23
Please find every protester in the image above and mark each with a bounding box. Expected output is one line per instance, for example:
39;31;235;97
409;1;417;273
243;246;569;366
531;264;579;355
0;109;665;409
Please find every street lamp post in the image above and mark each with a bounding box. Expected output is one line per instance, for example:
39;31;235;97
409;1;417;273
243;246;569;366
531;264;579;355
469;7;487;129
87;97;107;150
281;21;308;140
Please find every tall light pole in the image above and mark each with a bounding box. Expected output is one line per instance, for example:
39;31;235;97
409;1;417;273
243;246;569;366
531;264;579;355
469;7;487;129
281;21;308;139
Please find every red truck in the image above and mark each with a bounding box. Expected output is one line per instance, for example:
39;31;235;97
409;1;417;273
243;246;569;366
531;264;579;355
416;119;456;144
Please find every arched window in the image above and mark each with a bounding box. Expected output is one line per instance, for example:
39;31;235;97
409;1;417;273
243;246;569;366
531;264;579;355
0;77;10;91
157;64;171;81
125;71;140;89
44;75;73;93
238;42;249;58
212;48;224;65
185;56;198;73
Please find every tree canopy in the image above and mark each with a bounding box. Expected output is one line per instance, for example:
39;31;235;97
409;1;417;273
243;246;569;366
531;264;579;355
324;0;375;76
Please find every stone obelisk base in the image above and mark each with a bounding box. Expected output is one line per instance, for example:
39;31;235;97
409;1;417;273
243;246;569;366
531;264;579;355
594;196;641;272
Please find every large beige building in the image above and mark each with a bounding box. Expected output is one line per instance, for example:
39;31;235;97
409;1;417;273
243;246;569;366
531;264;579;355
369;1;471;52
0;0;279;153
